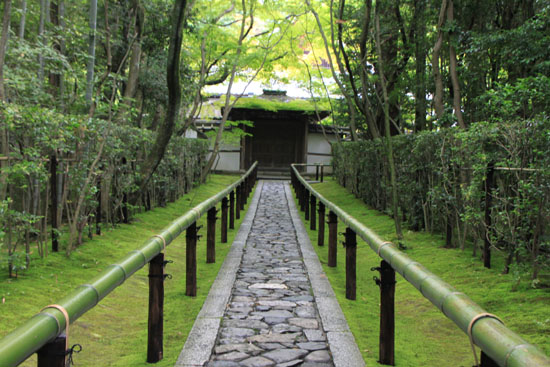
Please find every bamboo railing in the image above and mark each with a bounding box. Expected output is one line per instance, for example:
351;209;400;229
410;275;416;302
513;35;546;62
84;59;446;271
290;163;550;367
0;163;258;366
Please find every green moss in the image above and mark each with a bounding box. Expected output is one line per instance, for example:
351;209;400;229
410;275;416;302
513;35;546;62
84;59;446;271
223;96;330;113
294;177;550;366
0;175;257;367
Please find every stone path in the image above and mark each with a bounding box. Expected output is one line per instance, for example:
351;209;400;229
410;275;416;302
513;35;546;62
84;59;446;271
207;181;332;367
175;181;364;367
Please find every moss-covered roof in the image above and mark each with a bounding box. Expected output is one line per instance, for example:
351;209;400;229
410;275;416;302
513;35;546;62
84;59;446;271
230;96;330;114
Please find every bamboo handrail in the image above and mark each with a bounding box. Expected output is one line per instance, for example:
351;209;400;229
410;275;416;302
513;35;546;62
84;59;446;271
291;163;550;367
0;162;258;366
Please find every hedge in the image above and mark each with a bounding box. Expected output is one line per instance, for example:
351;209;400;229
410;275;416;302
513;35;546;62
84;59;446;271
332;119;550;282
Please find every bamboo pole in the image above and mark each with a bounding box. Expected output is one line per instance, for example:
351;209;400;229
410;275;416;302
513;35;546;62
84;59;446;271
0;163;257;366
290;164;550;367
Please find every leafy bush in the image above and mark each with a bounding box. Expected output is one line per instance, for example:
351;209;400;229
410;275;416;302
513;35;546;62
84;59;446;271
333;119;550;280
0;102;208;276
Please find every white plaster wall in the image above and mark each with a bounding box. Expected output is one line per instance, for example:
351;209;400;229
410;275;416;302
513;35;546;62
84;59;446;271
306;132;335;174
207;142;241;172
203;132;336;173
184;129;198;138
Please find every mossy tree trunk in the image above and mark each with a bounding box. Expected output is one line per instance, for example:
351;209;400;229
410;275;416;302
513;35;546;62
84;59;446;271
375;11;403;240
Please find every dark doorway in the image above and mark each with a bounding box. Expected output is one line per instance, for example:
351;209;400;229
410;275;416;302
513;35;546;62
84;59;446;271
229;108;311;171
249;119;304;169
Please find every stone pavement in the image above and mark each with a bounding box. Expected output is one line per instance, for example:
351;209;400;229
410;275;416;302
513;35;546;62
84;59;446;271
175;181;364;367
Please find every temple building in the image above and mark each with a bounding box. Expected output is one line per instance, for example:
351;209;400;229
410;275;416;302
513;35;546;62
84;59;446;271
192;90;346;177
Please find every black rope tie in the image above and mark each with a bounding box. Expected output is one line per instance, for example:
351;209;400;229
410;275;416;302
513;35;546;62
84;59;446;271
67;344;82;366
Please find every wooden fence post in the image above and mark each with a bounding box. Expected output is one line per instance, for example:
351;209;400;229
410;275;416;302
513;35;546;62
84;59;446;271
236;186;241;220
328;211;337;267
375;260;395;365
318;202;325;246
186;222;197;297
37;332;66;367
321;165;324;182
299;184;306;212
248;174;253;196
480;351;499;367
243;177;249;206
304;190;310;221
240;183;245;210
310;195;316;230
316;165;320;181
345;227;356;300
229;191;235;229
207;207;217;263
221;197;228;243
147;253;165;363
50;155;59;252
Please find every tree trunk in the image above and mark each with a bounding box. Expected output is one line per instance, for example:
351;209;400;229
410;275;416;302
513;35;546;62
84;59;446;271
59;0;66;109
85;0;98;106
447;0;467;129
432;0;447;120
0;129;8;202
201;0;263;181
125;2;143;102
49;0;65;102
356;0;381;139
18;0;26;39
133;0;188;201
375;1;403;137
414;0;427;131
6;203;13;277
307;0;361;140
117;0;143;124
531;196;545;280
0;0;12;102
67;139;106;254
330;0;361;141
38;0;47;85
375;13;402;240
24;182;31;268
0;0;11;203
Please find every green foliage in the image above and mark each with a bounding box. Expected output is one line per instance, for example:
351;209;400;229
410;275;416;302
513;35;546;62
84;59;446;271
333;119;550;278
5;37;71;106
476;75;550;121
0;102;209;274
